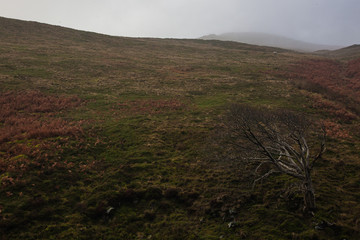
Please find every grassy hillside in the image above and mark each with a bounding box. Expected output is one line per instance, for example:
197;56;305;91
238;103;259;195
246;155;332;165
315;44;360;60
1;17;359;239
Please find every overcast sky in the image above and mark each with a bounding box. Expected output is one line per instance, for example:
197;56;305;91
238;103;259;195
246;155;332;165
1;0;359;46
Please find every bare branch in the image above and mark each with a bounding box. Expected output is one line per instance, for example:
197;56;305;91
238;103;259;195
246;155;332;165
220;103;326;212
254;160;273;173
252;169;280;190
310;126;326;170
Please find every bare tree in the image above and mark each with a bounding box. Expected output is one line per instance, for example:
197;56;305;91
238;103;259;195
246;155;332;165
222;104;326;212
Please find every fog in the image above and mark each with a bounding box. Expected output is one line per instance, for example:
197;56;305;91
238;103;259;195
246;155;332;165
1;0;359;46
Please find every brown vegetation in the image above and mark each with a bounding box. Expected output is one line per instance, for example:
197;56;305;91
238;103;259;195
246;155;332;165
0;91;83;186
321;119;351;139
286;58;360;115
346;58;360;79
310;94;357;122
0;90;83;143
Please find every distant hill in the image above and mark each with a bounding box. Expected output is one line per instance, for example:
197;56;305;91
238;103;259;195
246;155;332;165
200;32;342;52
315;44;360;59
0;16;290;54
0;16;125;44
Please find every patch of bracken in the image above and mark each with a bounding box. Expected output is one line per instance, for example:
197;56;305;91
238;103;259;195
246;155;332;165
0;90;84;188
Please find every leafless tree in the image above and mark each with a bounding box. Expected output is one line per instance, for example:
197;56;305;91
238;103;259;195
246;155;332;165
222;104;326;212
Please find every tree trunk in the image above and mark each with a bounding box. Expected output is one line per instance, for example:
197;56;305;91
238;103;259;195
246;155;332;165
303;170;316;213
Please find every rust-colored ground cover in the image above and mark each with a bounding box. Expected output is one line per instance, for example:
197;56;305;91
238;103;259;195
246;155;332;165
0;90;82;143
0;91;83;185
288;58;360;106
271;58;360;140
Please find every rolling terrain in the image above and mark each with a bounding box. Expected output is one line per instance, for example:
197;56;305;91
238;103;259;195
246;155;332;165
200;32;342;52
315;44;360;60
1;17;360;239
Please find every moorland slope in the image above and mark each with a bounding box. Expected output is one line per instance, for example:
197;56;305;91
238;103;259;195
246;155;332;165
1;16;359;239
200;32;341;52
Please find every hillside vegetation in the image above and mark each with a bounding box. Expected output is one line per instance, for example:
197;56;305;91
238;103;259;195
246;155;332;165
315;44;360;60
0;17;359;239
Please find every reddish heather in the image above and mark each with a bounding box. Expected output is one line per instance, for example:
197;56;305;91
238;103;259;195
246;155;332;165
274;58;360;125
321;119;351;139
0;90;82;143
309;94;357;122
288;58;360;104
346;58;360;82
0;91;83;183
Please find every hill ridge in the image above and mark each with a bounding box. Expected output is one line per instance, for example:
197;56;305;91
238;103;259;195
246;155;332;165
200;32;342;52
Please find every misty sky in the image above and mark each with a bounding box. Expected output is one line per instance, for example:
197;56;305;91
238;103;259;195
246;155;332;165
1;0;359;46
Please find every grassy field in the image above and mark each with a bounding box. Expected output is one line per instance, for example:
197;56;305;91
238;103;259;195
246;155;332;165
1;17;360;239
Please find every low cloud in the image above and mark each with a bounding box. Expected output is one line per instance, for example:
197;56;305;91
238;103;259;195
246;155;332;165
1;0;359;45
